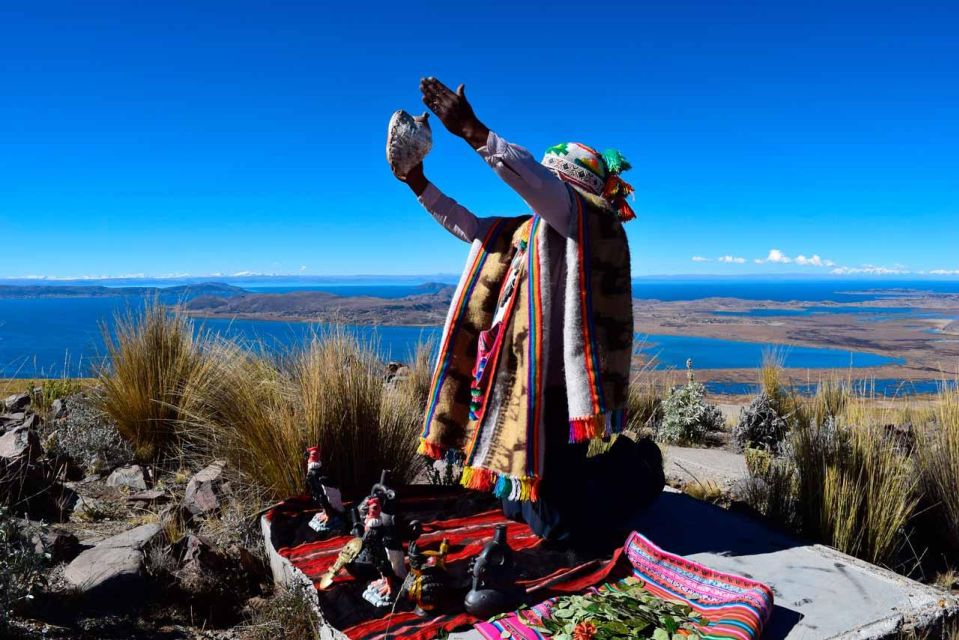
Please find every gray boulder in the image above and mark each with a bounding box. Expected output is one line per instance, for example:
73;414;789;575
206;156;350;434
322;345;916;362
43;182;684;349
4;392;31;412
182;460;229;519
106;464;148;491
49;398;67;420
0;425;41;462
63;523;163;597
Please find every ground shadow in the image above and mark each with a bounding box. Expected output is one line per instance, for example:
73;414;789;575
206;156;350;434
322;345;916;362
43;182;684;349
628;491;804;639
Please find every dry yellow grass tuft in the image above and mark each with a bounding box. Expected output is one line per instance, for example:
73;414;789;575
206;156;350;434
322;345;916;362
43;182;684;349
95;300;210;461
184;328;426;499
916;385;959;552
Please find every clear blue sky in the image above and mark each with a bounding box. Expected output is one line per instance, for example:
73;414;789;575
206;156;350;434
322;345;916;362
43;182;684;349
1;1;956;279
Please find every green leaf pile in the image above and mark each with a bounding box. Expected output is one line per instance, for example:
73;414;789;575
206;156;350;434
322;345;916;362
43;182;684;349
526;577;702;640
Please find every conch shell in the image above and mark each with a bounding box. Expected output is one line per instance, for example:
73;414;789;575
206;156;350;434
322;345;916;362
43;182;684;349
386;110;432;179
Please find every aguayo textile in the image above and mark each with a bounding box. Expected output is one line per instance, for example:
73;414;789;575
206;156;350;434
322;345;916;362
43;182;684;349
419;189;633;501
266;488;626;640
475;532;775;640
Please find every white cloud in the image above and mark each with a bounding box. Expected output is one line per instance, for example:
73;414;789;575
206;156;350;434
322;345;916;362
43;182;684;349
754;249;793;264
830;265;911;275
718;255;746;264
930;269;959;275
752;249;836;267
794;254;835;267
691;256;711;263
299;265;308;272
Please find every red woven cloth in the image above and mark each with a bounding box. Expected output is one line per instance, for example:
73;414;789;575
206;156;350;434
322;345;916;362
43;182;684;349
268;490;626;640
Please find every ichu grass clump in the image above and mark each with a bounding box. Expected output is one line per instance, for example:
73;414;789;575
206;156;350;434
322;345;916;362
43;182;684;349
96;300;210;462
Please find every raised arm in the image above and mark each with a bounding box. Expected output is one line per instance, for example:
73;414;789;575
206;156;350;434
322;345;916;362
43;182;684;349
420;77;574;237
397;162;490;243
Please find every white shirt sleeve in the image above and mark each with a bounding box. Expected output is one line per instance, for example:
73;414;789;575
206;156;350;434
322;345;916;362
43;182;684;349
476;131;575;238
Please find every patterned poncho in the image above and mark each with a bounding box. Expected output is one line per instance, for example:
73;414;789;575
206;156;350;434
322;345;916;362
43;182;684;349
419;189;633;501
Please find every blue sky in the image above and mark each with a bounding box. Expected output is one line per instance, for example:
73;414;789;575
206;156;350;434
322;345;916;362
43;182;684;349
0;1;956;279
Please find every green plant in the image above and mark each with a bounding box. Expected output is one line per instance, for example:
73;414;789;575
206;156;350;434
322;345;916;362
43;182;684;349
0;506;48;631
657;379;725;445
526;576;702;639
96;299;210;461
28;378;83;414
733;392;789;454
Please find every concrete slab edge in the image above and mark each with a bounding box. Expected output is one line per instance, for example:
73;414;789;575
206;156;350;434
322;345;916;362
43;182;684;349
260;515;347;640
813;544;959;639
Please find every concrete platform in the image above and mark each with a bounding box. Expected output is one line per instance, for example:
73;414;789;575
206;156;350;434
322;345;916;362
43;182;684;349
452;490;957;639
264;490;957;640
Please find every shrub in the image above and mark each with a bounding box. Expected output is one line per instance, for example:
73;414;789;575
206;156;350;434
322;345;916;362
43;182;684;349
243;583;321;640
28;378;84;415
46;395;133;474
657;379;725;445
186;329;426;500
746;416;919;567
915;387;959;552
96;300;209;461
734;392;789;453
0;506;48;630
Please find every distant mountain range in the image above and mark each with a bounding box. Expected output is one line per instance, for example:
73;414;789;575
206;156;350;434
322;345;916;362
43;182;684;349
182;282;455;325
0;282;247;299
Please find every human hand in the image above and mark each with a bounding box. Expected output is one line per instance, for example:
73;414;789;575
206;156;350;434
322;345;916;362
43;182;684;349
420;77;489;149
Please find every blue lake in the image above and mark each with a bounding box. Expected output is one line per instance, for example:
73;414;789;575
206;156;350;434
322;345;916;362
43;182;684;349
0;296;904;378
705;379;957;397
636;334;902;370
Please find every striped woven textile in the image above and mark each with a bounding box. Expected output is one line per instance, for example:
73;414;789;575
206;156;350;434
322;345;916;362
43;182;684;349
475;532;774;640
268;490;626;640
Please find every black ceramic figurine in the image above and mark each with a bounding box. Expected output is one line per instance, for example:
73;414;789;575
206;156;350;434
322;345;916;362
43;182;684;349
464;524;521;618
403;538;451;616
350;470;409;607
304;446;345;535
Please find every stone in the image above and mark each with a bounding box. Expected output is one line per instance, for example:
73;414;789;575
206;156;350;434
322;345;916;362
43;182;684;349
0;426;41;462
32;528;82;563
182;460;229;519
20;413;40;432
49;398;66;419
127;488;167;505
4;393;31;412
1;412;26;426
63;523;163;597
106;464;148;491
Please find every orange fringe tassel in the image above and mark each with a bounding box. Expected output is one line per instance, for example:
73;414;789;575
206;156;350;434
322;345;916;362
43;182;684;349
417;438;446;461
460;466;541;502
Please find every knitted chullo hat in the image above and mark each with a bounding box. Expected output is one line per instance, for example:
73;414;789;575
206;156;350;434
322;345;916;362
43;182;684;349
541;142;636;221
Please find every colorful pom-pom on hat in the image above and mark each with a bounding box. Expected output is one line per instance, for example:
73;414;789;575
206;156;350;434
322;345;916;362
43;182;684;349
542;142;636;222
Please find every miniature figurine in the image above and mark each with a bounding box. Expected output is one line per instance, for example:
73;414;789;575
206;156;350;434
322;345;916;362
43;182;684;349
464;524;521;618
351;470;409;607
403;538;451;616
305;446;345;535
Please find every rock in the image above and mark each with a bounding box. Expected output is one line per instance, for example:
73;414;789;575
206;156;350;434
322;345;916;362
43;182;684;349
20;413;40;432
182;461;229;519
106;464;148;491
1;412;26;428
0;426;41;462
49;398;66;419
127;488;167;506
32;528;82;563
63;523;163;598
4;393;31;413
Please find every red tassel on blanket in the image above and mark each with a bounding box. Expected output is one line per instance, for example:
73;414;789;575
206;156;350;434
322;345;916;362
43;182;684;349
569;415;607;443
417;438;446;461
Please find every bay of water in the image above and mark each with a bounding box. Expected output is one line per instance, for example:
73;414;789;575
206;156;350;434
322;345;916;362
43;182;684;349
1;279;951;395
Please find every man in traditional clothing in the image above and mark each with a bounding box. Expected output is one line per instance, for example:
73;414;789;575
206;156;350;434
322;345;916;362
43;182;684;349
393;78;663;545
